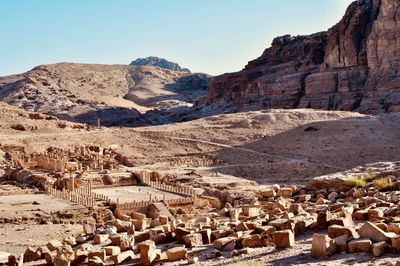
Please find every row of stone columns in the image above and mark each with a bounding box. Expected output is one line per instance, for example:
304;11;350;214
46;187;94;208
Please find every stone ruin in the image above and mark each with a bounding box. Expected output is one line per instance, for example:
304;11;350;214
8;145;122;174
8;170;400;265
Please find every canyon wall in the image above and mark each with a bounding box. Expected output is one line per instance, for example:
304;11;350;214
203;0;400;114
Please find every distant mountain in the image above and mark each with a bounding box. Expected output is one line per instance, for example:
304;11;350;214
0;63;210;126
130;56;191;73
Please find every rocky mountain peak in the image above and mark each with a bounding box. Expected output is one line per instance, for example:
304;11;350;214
130;56;191;73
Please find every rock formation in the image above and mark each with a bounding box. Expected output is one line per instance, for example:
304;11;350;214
202;0;400;114
130;56;191;73
0;63;209;126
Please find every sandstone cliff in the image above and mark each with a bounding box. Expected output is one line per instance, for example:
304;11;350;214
203;0;400;114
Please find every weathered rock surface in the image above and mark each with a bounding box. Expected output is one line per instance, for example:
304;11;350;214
201;0;400;114
0;63;210;126
130;56;191;73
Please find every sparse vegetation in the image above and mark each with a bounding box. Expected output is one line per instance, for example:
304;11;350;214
344;177;367;187
344;173;376;188
373;177;396;191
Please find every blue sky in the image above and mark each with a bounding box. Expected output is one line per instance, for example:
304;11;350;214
0;0;354;76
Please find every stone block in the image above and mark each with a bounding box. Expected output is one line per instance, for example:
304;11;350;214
94;234;109;244
139;240;157;266
334;235;349;253
213;237;236;251
277;188;292;197
328;225;359;239
273;230;295;248
110;250;135;265
165;247;188;262
368;209;384;220
199;229;212;244
183;233;203;248
23;247;41;262
132;219;147;231
311;234;336;258
359;221;390;243
353;210;368;220
348;238;372;253
103;246;121;256
88;250;106;261
45;240;63;252
242;234;264;248
119;235;135;251
83;224;95;235
391;235;400;252
261;189;276;198
174;227;191;242
372;241;390;257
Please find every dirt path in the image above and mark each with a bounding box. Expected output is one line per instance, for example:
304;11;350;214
168;136;345;171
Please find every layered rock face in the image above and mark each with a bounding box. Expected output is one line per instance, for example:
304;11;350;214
203;0;400;114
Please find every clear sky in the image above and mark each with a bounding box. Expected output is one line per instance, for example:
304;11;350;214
0;0;354;76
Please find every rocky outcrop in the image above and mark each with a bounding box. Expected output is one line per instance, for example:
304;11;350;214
130;56;191;73
202;0;400;114
0;63;209;126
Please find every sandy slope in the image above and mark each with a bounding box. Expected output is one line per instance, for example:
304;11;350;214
1;104;399;184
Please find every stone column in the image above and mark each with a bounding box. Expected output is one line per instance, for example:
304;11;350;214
71;175;75;192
